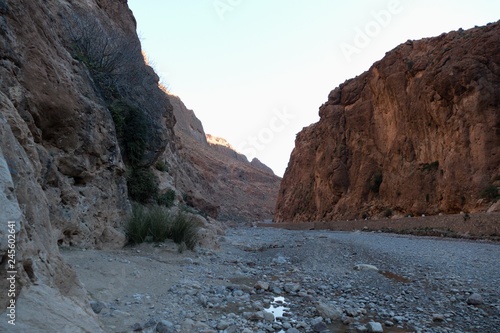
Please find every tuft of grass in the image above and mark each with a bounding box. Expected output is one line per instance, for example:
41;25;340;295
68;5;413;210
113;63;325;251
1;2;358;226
169;214;200;251
156;189;176;207
126;203;152;244
126;204;199;250
126;204;170;244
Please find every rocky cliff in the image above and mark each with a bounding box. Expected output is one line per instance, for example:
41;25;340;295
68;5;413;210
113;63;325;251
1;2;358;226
275;22;500;222
0;0;281;329
169;100;281;222
0;0;155;330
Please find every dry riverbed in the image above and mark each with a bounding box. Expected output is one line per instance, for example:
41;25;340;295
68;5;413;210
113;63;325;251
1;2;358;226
61;227;500;333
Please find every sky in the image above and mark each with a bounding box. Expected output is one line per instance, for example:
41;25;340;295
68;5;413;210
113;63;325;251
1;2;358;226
128;0;499;177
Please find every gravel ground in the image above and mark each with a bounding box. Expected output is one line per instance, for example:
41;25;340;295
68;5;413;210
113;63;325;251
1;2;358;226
62;227;500;333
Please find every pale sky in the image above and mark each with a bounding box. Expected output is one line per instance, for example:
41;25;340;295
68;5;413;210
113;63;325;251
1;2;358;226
128;0;499;176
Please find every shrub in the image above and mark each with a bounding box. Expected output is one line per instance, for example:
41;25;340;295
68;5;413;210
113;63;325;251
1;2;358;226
123;103;149;166
68;15;142;100
155;161;169;172
126;204;151;244
480;185;499;201
383;208;393;218
169;214;200;251
369;171;383;194
126;204;170;244
157;189;176;207
127;168;158;204
108;100;149;166
125;204;200;250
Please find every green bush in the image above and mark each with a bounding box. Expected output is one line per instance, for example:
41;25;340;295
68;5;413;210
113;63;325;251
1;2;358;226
127;168;158;204
123;103;149;166
126;204;150;244
126;204;200;250
126;204;170;244
157;189;176;207
155;161;169;172
108;100;149;166
169;214;200;251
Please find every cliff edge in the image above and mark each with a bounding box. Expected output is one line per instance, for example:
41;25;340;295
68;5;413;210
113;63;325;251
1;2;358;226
275;22;500;222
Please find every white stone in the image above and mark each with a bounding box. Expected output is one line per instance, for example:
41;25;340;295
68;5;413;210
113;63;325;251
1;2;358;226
367;321;384;332
353;264;379;271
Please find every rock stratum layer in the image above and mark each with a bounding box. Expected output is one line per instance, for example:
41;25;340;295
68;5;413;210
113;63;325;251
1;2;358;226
275;22;500;222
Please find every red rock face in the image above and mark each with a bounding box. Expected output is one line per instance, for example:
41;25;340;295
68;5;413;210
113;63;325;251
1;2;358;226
275;22;500;222
168;94;281;222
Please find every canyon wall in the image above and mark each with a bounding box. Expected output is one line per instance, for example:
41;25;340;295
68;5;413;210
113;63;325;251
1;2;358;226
169;98;281;222
0;0;280;329
275;22;500;222
0;0;181;329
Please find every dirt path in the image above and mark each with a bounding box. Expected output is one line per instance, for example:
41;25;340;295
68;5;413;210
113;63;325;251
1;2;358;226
61;227;500;333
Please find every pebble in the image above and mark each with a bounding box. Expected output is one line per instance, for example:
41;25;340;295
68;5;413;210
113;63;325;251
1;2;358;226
466;293;483;305
353;264;379;271
89;300;106;314
367;321;384;332
87;227;500;333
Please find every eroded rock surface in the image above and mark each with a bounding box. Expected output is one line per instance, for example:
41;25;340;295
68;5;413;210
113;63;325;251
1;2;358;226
168;97;281;222
275;22;500;222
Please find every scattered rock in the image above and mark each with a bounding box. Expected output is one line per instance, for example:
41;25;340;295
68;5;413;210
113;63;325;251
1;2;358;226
273;256;288;264
316;302;342;321
466;293;483;305
156;320;175;333
286;328;300;333
89;300;106;314
367;321;384;332
312;321;328;332
432;314;445;322
284;283;301;293
255;281;270;291
356;325;368;332
353;264;379;271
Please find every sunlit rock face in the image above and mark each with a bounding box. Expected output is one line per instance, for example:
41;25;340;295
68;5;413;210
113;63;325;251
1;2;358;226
275;22;500;222
168;95;281;222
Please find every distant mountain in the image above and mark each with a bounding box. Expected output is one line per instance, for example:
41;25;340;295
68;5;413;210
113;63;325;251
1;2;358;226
168;97;281;221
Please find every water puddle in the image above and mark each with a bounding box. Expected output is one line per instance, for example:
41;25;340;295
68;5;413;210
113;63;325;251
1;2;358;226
264;296;291;333
379;270;412;283
264;296;290;320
